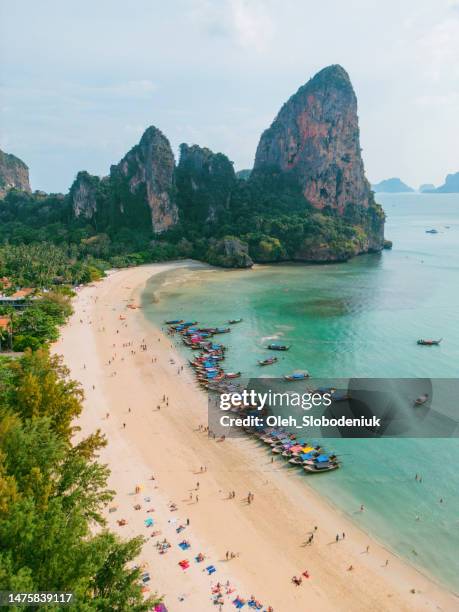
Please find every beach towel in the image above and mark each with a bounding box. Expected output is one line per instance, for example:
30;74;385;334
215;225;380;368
205;565;216;575
194;555;204;563
154;604;167;612
178;560;190;570
233;597;246;609
176;525;185;533
144;517;154;527
178;542;190;550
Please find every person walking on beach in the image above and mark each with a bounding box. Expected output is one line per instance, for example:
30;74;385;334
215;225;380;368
336;534;339;543
366;545;370;553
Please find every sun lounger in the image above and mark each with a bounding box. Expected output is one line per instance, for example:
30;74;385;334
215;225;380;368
205;565;216;575
178;541;190;550
178;559;190;570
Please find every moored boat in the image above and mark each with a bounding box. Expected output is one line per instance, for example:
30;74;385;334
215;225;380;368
228;318;243;324
267;343;290;351
303;461;340;473
417;338;442;346
284;371;309;381
258;357;278;366
225;372;241;379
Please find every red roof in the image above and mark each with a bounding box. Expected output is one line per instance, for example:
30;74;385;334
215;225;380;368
0;316;11;330
10;288;35;299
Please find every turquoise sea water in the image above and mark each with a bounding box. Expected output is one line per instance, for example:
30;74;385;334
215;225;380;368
143;194;459;591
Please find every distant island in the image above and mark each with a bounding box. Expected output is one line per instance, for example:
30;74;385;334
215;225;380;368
0;65;386;271
431;172;459;193
419;183;436;192
372;178;414;193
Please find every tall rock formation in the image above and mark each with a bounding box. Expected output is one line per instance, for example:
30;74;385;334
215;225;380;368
176;144;236;223
71;126;178;233
70;171;101;218
110;126;178;233
253;65;374;215
0;149;31;199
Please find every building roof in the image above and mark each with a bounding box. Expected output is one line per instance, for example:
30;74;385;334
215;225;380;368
0;316;11;330
10;288;35;299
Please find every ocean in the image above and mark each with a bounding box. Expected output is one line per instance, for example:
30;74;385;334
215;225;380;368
143;193;459;592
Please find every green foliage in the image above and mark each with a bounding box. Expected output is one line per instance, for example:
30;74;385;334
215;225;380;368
0;160;383;273
0;351;161;610
1;293;74;352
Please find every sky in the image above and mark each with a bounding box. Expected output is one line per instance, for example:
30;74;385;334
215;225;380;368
1;0;458;193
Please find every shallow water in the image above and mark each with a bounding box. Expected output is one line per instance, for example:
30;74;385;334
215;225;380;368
143;193;459;591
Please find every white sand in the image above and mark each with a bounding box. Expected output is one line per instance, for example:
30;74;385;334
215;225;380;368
52;262;458;612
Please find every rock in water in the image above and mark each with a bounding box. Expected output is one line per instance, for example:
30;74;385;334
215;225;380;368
0;149;31;199
253;65;374;215
206;236;253;268
110;126;178;233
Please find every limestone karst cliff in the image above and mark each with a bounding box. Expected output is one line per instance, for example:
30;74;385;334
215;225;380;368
0;149;31;199
254;66;373;213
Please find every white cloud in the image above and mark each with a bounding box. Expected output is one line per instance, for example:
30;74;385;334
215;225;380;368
190;0;274;52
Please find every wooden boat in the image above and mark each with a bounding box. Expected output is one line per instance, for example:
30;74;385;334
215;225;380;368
258;357;278;366
165;319;183;325
417;338;442;346
284;371;309;381
214;327;231;334
304;461;340;473
228;318;243;324
414;393;429;406
225;372;241;379
425;229;438;234
267;343;290;351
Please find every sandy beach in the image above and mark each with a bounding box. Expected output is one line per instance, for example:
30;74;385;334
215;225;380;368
52;262;458;612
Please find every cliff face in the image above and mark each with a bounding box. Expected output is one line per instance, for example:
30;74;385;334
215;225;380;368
0;149;31;198
70;171;100;218
253;65;374;216
110;127;178;233
176;144;236;223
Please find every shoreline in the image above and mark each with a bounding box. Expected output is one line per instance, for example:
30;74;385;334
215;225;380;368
53;261;458;611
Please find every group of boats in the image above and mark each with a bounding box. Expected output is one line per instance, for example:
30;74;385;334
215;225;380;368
166;318;242;391
166;317;341;474
248;427;340;473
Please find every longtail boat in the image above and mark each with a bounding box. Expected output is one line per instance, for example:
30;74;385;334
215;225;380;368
228;318;243;324
267;343;290;351
417;338;442;345
284;371;309;381
258;357;278;366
